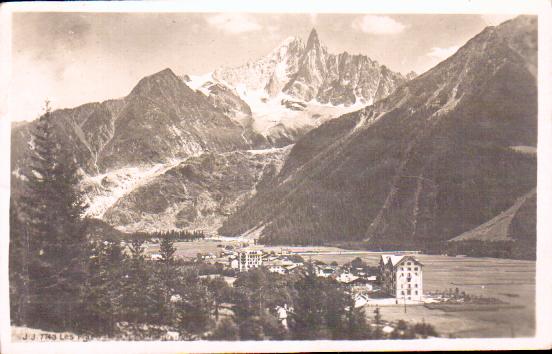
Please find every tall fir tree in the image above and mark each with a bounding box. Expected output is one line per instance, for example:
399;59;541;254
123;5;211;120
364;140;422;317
157;235;177;324
290;262;329;339
81;240;126;335
323;284;348;339
120;239;150;326
18;104;89;330
159;236;176;264
175;282;213;339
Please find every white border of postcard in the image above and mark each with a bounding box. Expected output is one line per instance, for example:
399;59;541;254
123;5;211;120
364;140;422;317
0;0;551;352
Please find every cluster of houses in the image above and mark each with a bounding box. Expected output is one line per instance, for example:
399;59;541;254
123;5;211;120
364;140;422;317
152;243;424;305
224;249;424;304
148;243;426;335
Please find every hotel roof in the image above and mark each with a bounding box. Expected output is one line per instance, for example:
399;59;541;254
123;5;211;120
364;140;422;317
381;254;422;267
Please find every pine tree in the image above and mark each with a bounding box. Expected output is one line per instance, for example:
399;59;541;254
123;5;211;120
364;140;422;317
120;239;150;326
175;282;213;339
344;296;371;340
159;235;176;264
205;276;232;321
157;235;177;325
81;240;126;335
231;287;263;340
323;284;348;339
290;262;328;339
19;104;89;331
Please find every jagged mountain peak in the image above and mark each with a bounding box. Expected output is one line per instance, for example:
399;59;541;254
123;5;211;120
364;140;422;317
283;28;406;104
213;27;406;106
305;28;321;50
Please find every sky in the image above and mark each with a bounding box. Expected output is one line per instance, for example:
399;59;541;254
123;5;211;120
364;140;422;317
9;12;517;122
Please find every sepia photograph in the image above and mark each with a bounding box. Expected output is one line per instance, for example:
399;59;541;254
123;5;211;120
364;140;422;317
0;1;551;352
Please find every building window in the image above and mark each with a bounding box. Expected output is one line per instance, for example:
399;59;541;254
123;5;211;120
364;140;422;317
415;284;418;288
415;291;418;295
414;267;418;271
401;291;405;295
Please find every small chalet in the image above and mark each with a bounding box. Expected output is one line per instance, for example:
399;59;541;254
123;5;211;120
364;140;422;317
315;265;337;278
334;270;359;284
266;259;296;275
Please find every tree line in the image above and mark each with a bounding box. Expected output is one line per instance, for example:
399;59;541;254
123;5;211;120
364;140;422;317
446;240;535;260
125;229;206;243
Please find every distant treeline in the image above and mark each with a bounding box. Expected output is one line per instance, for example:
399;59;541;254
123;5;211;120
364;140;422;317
126;230;206;242
82;219;206;243
259;234;326;246
332;239;536;261
446;240;535;260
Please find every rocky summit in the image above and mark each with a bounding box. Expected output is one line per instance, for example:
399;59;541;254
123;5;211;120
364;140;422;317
214;28;407;107
208;29;408;142
283;29;405;106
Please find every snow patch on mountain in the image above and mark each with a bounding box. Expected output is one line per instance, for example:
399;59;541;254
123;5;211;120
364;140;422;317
213;36;304;93
183;72;214;94
184;71;364;138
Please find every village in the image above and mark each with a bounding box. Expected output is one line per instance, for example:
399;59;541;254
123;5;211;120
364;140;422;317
149;242;427;308
131;240;433;338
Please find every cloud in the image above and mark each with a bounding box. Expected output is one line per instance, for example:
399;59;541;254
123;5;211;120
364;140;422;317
13;13;92;62
352;15;406;34
480;14;517;26
427;45;461;60
206;13;262;34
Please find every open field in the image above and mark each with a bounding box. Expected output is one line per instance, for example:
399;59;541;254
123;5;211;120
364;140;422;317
144;240;535;338
310;252;535;338
317;253;535;338
142;239;354;259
